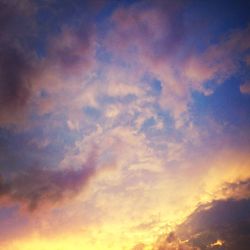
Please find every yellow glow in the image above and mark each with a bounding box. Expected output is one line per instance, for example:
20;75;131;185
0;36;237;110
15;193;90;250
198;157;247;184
2;147;249;250
210;239;224;247
2;234;123;250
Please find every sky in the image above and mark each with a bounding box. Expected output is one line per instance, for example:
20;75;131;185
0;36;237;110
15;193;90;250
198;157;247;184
0;0;250;249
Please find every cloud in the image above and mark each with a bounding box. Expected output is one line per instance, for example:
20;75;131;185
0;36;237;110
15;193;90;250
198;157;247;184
217;179;250;200
245;55;250;65
157;25;250;124
184;25;250;84
0;0;98;126
107;1;186;58
105;2;250;121
141;179;250;250
0;150;97;211
45;25;96;74
0;1;250;248
175;198;250;250
1;0;249;129
0;0;38;124
240;81;250;94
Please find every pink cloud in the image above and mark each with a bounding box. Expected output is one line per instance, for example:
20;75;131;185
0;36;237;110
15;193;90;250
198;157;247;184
103;2;250;123
240;81;250;94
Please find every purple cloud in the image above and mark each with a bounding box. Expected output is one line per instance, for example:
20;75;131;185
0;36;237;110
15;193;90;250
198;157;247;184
0;151;97;211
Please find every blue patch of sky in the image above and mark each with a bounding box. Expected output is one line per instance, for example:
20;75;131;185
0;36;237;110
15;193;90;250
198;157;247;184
140;117;156;131
184;0;250;52
0;128;65;170
99;93;138;106
151;79;162;95
140;74;162;96
146;77;162;96
95;0;119;22
154;104;175;129
84;106;102;120
190;76;250;130
95;0;143;23
96;45;113;64
0;113;87;170
137;103;183;143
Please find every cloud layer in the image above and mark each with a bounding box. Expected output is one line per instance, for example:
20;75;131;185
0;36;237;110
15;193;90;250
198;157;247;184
0;0;250;249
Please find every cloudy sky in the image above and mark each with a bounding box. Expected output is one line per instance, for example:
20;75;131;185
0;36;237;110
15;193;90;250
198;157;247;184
0;0;250;249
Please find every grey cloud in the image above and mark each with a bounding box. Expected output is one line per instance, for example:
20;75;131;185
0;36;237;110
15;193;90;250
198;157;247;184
176;198;250;250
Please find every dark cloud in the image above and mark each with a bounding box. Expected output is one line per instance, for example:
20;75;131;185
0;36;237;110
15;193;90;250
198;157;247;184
0;44;37;124
175;198;250;250
150;197;250;250
0;0;102;212
0;1;38;124
0;0;98;125
133;180;250;250
0;151;97;211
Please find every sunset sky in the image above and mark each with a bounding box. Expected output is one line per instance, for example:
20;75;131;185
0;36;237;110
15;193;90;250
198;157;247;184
0;0;250;249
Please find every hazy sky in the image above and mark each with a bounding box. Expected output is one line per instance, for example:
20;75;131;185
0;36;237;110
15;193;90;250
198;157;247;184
0;1;250;249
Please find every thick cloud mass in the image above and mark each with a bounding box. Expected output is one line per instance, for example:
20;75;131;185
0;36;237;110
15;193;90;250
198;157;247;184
148;180;250;250
0;45;35;121
0;152;97;211
176;199;250;250
0;1;36;124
